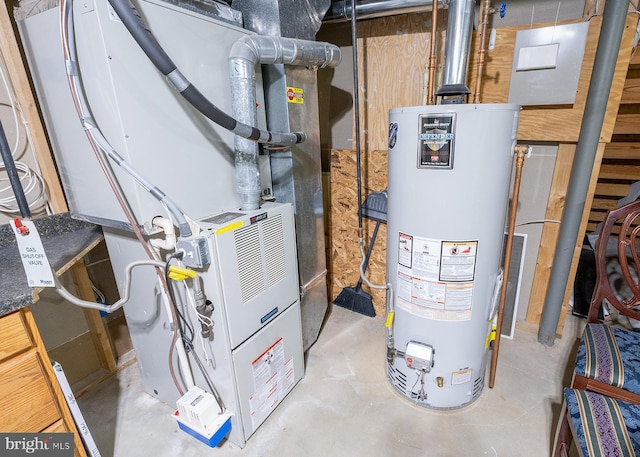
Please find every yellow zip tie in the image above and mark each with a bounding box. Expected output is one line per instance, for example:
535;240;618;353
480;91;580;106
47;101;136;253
168;265;197;281
215;221;244;235
385;311;395;329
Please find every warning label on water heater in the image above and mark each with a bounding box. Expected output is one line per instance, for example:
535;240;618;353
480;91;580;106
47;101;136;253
396;234;477;321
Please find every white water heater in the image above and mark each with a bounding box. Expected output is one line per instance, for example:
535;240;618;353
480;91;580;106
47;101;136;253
386;103;520;409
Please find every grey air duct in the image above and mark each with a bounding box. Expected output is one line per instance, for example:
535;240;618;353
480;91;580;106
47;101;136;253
229;36;341;210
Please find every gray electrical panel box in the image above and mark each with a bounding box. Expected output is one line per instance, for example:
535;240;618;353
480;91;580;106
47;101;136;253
508;21;589;106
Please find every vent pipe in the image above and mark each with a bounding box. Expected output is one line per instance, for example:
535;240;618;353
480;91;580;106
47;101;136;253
437;0;474;98
229;36;341;210
324;0;446;22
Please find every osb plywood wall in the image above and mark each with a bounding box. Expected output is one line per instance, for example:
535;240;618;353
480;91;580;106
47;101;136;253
328;149;388;313
323;9;638;321
325;11;445;316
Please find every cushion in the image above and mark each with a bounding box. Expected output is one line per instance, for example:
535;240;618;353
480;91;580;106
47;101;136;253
565;388;640;456
575;323;640;394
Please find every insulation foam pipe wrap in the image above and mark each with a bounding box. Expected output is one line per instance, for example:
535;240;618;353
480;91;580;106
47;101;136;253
106;0;306;147
229;36;341;210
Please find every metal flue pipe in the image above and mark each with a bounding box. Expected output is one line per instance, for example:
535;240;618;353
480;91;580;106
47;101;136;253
538;0;628;346
324;0;446;22
437;0;474;96
427;0;438;104
229;36;341;210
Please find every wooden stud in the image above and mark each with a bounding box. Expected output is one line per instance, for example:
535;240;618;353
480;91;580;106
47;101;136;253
0;0;67;213
70;262;117;373
526;144;576;325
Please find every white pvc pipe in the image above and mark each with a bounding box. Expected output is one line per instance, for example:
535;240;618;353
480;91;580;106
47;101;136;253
160;283;195;390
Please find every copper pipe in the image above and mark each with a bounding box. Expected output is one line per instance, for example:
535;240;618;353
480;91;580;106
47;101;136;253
473;0;491;104
489;144;528;389
427;0;438;104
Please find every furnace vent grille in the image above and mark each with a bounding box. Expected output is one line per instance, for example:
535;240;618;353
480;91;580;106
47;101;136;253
234;223;265;303
263;214;286;287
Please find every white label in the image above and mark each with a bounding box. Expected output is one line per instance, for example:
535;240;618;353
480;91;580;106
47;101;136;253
440;241;477;281
11;219;55;287
516;43;559;71
106;3;121;22
451;368;473;386
249;338;295;430
398;233;413;268
396;235;476;321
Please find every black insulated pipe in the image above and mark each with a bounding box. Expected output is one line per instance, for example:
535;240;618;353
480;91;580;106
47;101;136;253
0;121;31;218
106;0;304;145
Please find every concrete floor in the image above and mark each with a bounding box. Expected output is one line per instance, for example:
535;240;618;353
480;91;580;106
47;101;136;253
77;306;584;457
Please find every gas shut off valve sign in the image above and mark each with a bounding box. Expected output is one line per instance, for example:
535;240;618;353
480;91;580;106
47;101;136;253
11;218;55;287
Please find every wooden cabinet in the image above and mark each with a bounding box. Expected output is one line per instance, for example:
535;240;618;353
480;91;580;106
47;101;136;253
0;308;88;457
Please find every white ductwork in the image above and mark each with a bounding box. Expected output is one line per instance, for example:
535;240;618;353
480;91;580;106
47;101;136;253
229;36;341;210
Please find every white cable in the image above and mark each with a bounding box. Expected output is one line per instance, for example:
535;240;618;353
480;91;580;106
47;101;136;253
0;54;49;214
90;280;106;303
0;59;21;156
184;281;213;329
0;161;46;213
183;281;213;365
516;219;561;227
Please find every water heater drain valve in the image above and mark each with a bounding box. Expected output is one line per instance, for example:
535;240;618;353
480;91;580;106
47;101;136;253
405;341;434;372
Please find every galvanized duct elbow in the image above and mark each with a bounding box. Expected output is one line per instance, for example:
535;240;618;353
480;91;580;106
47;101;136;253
437;0;474;97
229;36;341;210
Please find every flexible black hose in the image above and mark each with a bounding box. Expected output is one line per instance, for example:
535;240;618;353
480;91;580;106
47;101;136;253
106;0;302;144
0;121;31;218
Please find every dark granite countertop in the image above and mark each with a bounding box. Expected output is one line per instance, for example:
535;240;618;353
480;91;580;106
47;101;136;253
0;213;103;317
